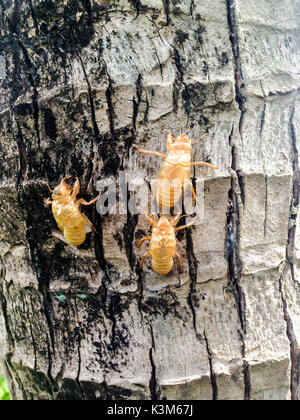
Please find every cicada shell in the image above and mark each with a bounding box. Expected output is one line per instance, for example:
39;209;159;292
137;132;218;211
138;213;193;275
45;177;99;246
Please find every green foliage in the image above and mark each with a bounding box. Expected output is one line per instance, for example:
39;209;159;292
0;374;10;401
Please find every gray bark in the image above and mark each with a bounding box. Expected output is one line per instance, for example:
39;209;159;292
0;0;300;400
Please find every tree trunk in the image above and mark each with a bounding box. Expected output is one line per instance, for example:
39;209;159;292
0;0;300;400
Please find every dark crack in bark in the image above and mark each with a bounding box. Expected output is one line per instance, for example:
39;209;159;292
105;72;116;137
286;106;300;286
226;0;247;136
186;225;198;337
75;51;99;192
226;129;246;335
149;323;160;400
137;271;145;324
132;73;143;133
238;330;251;400
14;118;28;185
74;301;86;400
0;278;14;351
204;330;218;400
162;0;170;25
279;266;300;401
225;3;251;399
108;294;117;354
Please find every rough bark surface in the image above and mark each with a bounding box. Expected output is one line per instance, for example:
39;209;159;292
0;0;300;400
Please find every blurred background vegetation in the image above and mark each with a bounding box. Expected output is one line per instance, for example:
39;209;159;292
0;367;10;400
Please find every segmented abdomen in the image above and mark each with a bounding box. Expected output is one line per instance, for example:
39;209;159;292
52;201;87;246
63;225;86;246
152;257;174;275
155;164;190;211
156;180;183;211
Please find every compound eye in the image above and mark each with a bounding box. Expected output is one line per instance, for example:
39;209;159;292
54;187;60;195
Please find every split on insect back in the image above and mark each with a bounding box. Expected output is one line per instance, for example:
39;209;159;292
45;177;99;247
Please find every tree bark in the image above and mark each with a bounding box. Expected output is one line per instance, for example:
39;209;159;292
0;0;300;400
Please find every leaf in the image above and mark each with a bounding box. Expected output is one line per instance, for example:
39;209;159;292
0;375;10;401
54;294;68;303
75;293;89;300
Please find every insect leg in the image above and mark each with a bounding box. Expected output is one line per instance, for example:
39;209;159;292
138;236;151;249
175;221;194;231
190;161;218;170
170;214;183;226
44;198;53;206
186;180;197;203
72;177;81;198
145;211;156;226
191;134;205;145
136;148;166;159
88;221;98;234
140;251;149;270
175;252;183;273
60;177;73;195
60;176;72;188
46;183;54;193
76;194;100;206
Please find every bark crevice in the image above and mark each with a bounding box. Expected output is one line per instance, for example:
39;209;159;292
226;0;247;135
225;3;251;399
149;323;160;400
280;104;300;400
186;226;198;337
204;330;218;400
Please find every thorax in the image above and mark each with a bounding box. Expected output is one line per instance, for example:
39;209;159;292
150;227;176;258
159;150;191;181
52;197;80;222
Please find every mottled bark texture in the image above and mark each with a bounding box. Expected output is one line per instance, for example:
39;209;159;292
0;0;300;400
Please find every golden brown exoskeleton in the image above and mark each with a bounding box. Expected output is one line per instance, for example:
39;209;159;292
138;213;193;275
45;177;99;246
137;132;218;211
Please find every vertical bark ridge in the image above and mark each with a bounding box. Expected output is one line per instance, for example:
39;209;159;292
226;0;250;397
286;105;300;289
280;104;300;400
226;126;251;402
279;268;300;400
